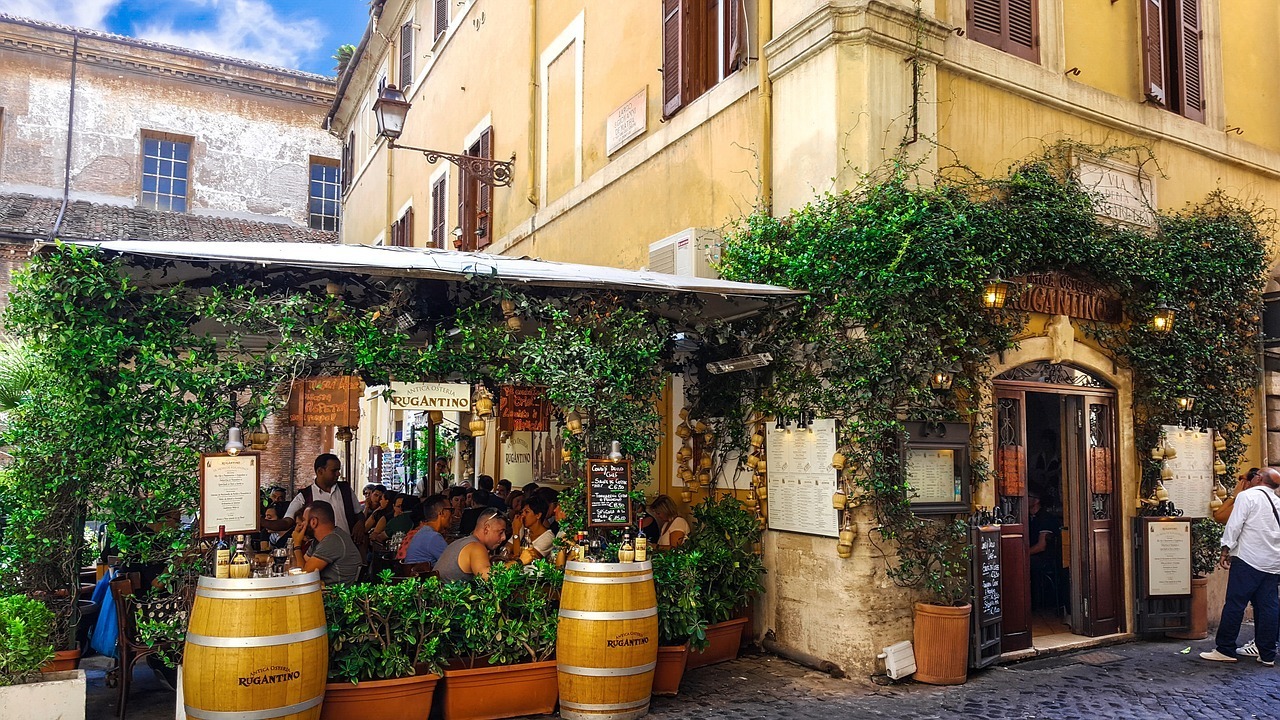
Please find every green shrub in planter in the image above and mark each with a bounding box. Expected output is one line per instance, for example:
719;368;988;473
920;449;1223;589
324;573;451;684
441;561;562;667
0;594;55;686
1191;519;1225;579
652;548;708;650
686;495;765;626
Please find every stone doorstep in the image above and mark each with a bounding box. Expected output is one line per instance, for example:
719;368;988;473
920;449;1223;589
997;632;1136;665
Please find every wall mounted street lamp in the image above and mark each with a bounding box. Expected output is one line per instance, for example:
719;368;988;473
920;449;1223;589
982;278;1011;309
373;85;515;188
928;369;956;392
1151;302;1176;333
1176;396;1196;413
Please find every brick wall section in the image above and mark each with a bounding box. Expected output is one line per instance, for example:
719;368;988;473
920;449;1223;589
257;412;334;498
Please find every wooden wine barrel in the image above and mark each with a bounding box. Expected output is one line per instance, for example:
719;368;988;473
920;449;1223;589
557;561;658;720
183;572;328;720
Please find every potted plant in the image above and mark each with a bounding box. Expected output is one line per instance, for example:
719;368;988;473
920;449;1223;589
1168;519;1223;640
684;495;764;669
322;573;451;720
905;517;972;686
0;594;86;720
651;547;707;695
437;562;561;720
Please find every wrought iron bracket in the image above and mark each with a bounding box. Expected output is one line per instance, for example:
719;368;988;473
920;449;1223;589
388;140;515;187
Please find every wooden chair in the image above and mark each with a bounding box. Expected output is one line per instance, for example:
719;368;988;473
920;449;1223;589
109;576;186;719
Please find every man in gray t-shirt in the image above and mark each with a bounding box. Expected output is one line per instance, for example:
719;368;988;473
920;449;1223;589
293;500;362;585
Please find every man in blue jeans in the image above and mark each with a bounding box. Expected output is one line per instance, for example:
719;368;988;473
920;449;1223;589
1202;466;1280;666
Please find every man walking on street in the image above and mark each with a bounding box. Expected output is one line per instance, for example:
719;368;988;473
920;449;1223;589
1202;466;1280;666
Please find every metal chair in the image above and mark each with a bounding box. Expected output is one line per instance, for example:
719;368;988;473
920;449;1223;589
109;576;186;719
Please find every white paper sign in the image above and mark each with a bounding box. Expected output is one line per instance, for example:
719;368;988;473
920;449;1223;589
606;88;647;155
766;419;839;538
1147;521;1191;596
1162;425;1214;518
502;431;534;486
386;382;472;411
200;454;260;537
906;448;961;504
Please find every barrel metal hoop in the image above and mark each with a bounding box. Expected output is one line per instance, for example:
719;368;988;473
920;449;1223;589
196;585;317;600
557;661;657;677
558;608;656;621
185;625;327;648
197;572;321;591
184;694;323;720
564;573;653;585
565;561;652;573
560;699;652;712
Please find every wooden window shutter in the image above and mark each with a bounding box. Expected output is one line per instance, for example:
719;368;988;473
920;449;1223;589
1005;0;1038;62
1141;0;1166;105
403;206;414;247
968;0;1007;53
400;22;414;88
723;0;744;76
434;0;448;40
662;0;684;117
341;131;354;193
1174;0;1204;121
476;128;493;249
458;169;470;250
431;178;446;248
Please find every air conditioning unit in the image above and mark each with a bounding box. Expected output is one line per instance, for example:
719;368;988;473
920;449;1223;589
648;228;720;278
879;640;917;680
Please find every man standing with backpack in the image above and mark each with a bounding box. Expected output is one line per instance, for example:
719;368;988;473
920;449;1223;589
268;453;363;537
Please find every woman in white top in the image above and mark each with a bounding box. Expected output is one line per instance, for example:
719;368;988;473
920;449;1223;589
649;494;690;550
514;494;555;563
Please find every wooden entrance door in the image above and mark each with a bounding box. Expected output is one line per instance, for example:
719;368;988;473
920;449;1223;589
994;387;1031;652
1066;393;1123;636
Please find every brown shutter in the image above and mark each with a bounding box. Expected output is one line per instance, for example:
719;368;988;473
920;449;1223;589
341;132;354;194
399;22;414;88
431;177;446;248
434;0;448;40
1141;0;1167;105
457;168;470;250
662;0;684;117
1174;0;1204;121
476;128;493;249
722;0;744;75
968;0;1006;52
403;206;414;247
1005;0;1038;62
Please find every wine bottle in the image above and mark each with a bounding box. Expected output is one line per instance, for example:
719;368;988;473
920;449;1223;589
634;526;648;563
214;525;231;579
230;535;251;579
618;531;635;563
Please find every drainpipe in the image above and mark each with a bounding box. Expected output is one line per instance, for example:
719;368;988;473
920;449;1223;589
527;0;539;207
49;34;80;241
757;0;773;214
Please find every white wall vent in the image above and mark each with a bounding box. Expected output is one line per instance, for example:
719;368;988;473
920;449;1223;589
647;228;720;278
879;640;916;680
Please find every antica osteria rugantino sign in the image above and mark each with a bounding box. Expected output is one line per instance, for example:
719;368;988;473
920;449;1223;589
1008;272;1122;324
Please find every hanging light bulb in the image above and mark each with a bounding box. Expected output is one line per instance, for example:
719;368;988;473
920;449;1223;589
225;427;245;456
608;440;624;463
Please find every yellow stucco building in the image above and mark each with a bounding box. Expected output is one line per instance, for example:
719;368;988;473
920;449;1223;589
330;0;1280;672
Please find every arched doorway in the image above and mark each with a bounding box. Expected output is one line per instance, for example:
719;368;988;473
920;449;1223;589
993;361;1123;652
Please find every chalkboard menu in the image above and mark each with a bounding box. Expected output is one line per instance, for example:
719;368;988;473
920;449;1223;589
970;525;1003;669
586;459;633;528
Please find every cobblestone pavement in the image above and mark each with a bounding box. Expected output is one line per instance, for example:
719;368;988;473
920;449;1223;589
89;631;1280;720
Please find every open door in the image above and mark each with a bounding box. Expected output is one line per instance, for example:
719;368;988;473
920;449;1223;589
1080;394;1122;635
995;387;1031;652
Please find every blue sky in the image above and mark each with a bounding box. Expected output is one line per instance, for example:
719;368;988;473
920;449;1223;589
6;0;368;75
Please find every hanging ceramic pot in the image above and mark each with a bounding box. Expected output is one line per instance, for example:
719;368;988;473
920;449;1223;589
746;454;760;469
475;394;494;417
832;452;846;470
756;485;767;501
751;433;764;447
756;460;767;473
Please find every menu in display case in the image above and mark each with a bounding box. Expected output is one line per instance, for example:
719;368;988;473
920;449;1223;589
903;422;971;514
1161;425;1214;518
766;419;839;538
906;448;961;505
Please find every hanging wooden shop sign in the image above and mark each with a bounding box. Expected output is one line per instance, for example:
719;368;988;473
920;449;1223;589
287;376;363;428
1007;272;1122;324
498;385;550;432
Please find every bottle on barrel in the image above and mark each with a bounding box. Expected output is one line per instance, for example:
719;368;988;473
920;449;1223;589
230;535;251;579
634;526;648;563
214;525;231;579
618;531;635;562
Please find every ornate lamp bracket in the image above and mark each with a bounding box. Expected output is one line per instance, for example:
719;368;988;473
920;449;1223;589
388;140;515;188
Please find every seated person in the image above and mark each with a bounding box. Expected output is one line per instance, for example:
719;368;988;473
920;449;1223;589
474;475;508;509
402;494;452;566
511;495;555;563
649;494;690;549
259;507;289;549
293;501;361;585
536;487;561;535
436;507;509;583
377;495;420;542
506;490;525;516
367;490;399;541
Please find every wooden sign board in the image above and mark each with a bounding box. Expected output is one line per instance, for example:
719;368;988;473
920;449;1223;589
199;453;261;537
1007;272;1122;324
586;459;633;528
1144;518;1192;597
288;376;363;427
970;525;1003;669
499;385;550;432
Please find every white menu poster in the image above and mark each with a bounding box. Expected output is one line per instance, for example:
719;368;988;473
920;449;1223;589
1147;520;1192;596
200;454;260;537
1162;425;1214;518
906;448;961;504
766;418;839;538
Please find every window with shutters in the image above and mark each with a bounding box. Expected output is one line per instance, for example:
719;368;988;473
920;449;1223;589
341;131;354;195
390;206;414;247
1142;0;1203;122
661;0;749;118
967;0;1039;63
430;175;447;248
399;19;414;88
434;0;448;41
458;128;493;251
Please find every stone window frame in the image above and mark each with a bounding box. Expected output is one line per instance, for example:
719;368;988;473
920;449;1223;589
139;130;194;213
308;156;342;232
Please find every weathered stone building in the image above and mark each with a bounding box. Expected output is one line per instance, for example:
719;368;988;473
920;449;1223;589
0;13;345;492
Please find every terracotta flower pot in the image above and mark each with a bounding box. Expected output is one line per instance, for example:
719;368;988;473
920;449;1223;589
652;644;689;696
40;648;81;673
321;673;439;720
912;603;971;686
1167;576;1210;640
438;660;558;720
686;617;748;669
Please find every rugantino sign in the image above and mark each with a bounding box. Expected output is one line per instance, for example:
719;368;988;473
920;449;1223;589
238;665;301;687
606;631;651;649
385;382;472;411
1008;272;1122;324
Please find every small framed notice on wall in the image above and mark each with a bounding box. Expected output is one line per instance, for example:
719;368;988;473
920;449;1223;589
199;453;261;537
903;422;971;514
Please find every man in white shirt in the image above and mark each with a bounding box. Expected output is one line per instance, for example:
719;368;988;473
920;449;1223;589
1202;467;1280;666
274;454;361;535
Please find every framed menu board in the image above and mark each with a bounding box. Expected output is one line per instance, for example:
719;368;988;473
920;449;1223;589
970;525;1003;669
586;459;633;528
199;453;261;537
1143;517;1192;597
1161;425;1214;518
903;422;971;514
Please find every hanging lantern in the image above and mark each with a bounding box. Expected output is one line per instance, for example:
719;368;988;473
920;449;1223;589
982;278;1010;309
1151;303;1176;333
1176;396;1196;413
566;410;584;435
225;427;245;456
832;452;846;470
469;417;487;436
928;369;955;392
608;440;624;463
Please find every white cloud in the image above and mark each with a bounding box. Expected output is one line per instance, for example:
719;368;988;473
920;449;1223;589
132;0;324;71
3;0;122;29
